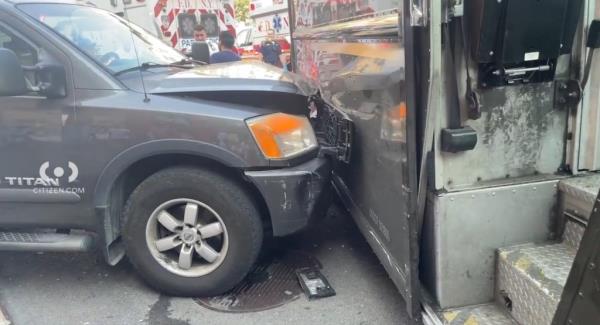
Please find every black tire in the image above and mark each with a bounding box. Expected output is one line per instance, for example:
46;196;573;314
122;166;263;296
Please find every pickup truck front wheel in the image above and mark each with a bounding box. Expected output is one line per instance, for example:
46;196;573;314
122;167;263;296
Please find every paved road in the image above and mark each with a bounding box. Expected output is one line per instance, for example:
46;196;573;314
0;207;408;325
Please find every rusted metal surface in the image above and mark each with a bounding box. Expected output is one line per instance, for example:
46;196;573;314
437;82;567;189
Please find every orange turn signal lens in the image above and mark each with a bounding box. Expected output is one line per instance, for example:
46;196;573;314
247;113;318;159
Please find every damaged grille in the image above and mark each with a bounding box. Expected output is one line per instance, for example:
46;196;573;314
309;95;353;164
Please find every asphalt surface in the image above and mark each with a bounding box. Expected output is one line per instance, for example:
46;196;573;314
0;206;408;325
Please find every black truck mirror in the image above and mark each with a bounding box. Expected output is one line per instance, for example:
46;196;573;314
191;41;210;64
587;20;600;49
36;64;67;99
0;48;28;97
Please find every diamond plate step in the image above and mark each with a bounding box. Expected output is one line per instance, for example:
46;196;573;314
437;304;518;325
0;231;94;252
562;219;586;250
559;173;600;220
497;242;577;325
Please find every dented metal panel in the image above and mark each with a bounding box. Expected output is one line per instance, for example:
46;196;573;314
290;0;421;319
245;157;331;236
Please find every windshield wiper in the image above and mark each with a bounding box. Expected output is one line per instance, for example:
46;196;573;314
173;58;208;66
114;61;193;76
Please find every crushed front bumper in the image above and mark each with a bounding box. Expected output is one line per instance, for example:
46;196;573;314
245;157;332;236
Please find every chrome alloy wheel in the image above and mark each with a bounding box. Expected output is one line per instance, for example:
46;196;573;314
145;198;229;277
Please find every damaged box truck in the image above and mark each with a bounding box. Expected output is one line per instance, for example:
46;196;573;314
290;0;600;323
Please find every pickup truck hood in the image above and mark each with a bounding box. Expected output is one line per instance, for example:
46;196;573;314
147;61;314;96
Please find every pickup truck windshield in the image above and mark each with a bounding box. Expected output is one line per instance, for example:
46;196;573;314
18;3;186;74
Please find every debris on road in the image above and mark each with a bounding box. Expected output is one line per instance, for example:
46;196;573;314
296;267;336;300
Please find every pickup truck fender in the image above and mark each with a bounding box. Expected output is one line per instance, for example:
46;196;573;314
93;139;250;265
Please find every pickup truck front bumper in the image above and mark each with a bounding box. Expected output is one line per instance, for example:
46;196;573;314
245;157;332;236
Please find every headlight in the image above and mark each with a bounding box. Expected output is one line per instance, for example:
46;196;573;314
246;113;318;159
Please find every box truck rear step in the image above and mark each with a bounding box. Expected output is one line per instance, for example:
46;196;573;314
496;242;577;325
427;303;517;325
562;217;586;250
559;173;600;220
0;231;94;252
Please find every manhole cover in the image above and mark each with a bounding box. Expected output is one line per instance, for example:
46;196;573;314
195;250;321;313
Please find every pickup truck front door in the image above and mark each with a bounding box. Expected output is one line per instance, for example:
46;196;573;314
0;13;79;228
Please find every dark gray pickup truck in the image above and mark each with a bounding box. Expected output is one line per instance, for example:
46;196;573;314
0;0;331;296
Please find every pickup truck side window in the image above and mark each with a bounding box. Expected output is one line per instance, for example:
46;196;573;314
0;22;44;96
0;23;38;66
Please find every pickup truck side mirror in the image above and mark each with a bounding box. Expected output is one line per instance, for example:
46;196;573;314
0;48;28;96
587;20;600;49
36;64;67;99
191;41;210;64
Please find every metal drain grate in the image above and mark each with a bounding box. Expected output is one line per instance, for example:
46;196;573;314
195;250;321;313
